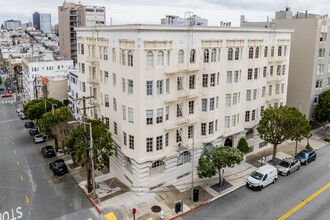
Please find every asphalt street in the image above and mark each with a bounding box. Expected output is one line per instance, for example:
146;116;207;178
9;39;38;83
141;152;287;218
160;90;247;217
183;144;330;220
0;82;99;220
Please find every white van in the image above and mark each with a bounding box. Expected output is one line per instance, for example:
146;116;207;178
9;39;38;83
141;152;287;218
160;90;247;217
246;164;278;190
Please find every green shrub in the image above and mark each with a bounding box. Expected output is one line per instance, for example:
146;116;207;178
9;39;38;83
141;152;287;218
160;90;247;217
237;138;249;153
306;143;313;150
325;138;330;142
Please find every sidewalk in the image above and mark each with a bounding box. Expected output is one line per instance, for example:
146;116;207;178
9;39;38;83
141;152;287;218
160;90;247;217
55;133;329;220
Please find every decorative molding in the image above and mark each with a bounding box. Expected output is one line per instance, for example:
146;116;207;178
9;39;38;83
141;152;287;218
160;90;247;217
226;39;245;47
143;40;172;50
277;39;290;45
201;39;223;48
247;39;264;46
119;39;135;50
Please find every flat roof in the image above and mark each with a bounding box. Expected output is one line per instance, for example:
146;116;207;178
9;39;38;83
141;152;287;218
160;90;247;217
76;24;294;33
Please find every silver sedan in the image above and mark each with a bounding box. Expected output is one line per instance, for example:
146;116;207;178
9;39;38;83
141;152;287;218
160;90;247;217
276;157;301;176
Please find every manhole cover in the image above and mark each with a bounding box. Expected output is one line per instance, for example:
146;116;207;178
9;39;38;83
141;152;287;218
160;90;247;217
151;205;162;213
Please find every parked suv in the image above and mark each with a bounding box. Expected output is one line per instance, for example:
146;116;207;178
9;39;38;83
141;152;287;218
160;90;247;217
34;134;44;143
50;159;68;175
29;127;39;135
295;149;317;165
41;146;56;158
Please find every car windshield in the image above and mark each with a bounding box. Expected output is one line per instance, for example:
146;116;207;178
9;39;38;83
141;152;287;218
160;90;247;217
297;152;308;158
55;161;65;167
251;171;263;180
36;135;42;138
278;160;290;168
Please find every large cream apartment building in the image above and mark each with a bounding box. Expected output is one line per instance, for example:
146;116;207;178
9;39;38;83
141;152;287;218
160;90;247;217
76;24;291;190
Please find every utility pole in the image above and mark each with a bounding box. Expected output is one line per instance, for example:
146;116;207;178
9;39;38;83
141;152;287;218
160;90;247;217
71;95;94;194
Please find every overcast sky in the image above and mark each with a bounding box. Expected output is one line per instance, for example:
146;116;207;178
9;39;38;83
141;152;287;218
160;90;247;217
1;0;329;27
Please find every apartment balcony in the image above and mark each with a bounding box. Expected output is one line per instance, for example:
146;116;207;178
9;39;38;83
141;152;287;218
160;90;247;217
268;56;287;64
164;114;199;131
165;67;199;75
86;56;99;65
267;75;285;83
266;94;284;103
88;98;100;108
88;76;100;85
164;90;199;103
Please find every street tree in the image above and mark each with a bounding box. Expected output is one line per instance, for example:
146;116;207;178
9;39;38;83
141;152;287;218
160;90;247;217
257;106;303;162
290;108;311;156
314;89;330;140
197;146;244;186
0;76;2;85
23;98;62;123
39;106;74;151
65;119;114;170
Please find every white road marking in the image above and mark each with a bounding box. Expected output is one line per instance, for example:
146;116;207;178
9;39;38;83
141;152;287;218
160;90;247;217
0;119;20;124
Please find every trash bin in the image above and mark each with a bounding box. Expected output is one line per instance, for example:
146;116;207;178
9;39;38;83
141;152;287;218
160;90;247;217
175;201;182;213
193;189;199;202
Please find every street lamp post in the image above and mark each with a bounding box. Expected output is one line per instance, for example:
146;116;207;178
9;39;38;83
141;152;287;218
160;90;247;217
68;120;97;199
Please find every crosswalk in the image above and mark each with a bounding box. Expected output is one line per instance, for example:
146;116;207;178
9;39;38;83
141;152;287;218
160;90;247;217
1;100;16;104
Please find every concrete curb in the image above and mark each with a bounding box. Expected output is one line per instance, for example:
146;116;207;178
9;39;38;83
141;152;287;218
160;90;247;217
79;185;102;215
169;183;246;220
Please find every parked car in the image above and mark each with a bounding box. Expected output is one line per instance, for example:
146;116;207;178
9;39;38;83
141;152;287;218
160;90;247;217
16;108;22;113
0;88;4;91
25;121;34;128
34;134;44;143
295;149;317;165
29;127;39;135
41;146;56;158
276;158;301;176
19;113;28;120
8;90;12;94
50;159;68;175
246;165;278;190
1;93;12;98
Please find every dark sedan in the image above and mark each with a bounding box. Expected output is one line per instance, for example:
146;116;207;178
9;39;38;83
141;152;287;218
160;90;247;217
25;121;34;128
295;149;317;165
41;146;56;158
50;159;68;175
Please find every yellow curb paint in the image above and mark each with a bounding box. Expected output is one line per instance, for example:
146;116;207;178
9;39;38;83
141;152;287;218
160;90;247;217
17;161;19;166
14;150;16;154
278;182;330;220
21;175;23;181
26;195;29;204
104;212;117;220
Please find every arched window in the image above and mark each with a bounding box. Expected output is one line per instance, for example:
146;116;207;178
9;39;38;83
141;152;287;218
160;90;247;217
255;47;259;58
150;160;165;175
235;48;239;60
271;46;274;57
211;49;216;62
166;51;170;65
264;46;268;57
128;51;133;66
278;46;282;56
227;48;233;60
249;47;254;59
190;49;195;63
203;49;209;63
157;51;164;66
284;46;287;56
112;48;116;62
178;50;184;64
177;151;191;166
121;50;126;65
146;51;154;67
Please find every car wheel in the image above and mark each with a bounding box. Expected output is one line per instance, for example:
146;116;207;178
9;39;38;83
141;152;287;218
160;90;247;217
273;178;277;184
297;165;300;170
306;161;308;165
287;171;290;176
259;185;263;191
